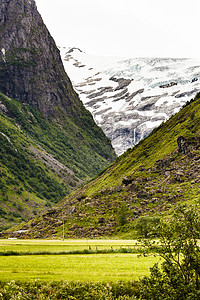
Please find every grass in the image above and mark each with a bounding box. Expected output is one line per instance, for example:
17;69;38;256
0;239;159;282
0;254;158;282
0;239;139;253
81;97;200;196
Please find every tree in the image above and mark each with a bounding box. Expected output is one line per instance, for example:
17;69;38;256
134;216;160;238
139;204;200;299
118;203;128;226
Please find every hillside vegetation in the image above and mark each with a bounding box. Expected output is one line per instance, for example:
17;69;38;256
0;92;116;230
10;93;200;239
0;0;117;231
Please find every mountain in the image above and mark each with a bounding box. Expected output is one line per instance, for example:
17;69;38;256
9;93;200;239
60;47;200;155
0;0;116;230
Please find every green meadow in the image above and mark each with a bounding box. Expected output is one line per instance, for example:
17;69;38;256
0;239;159;282
0;239;138;253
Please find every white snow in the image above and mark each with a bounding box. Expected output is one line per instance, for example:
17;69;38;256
60;47;200;155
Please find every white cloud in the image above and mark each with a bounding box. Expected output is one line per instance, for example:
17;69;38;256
35;0;200;58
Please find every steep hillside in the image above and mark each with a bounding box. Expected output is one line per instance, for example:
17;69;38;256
0;91;115;230
0;0;116;230
10;94;200;238
60;47;200;155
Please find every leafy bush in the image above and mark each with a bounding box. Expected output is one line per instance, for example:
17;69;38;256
134;216;160;238
139;204;200;299
0;280;140;299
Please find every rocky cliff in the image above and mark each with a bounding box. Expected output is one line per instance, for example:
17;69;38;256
0;0;86;119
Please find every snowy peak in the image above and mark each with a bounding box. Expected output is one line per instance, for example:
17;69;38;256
60;48;200;155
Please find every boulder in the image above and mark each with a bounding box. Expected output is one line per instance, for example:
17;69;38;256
122;176;134;185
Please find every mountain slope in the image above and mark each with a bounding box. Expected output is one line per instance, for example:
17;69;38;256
0;0;116;157
60;47;200;155
10;93;200;238
0;91;115;230
0;0;116;230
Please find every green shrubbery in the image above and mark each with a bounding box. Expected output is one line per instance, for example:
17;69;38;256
139;204;200;299
0;280;140;300
0;133;68;203
0;92;115;181
134;216;160;238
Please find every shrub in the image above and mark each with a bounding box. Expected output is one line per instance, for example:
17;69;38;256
139;204;200;299
134;216;160;238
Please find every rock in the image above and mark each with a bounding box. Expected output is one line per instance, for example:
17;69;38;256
175;89;199;99
85;202;93;207
151;198;159;203
77;195;86;201
45;209;57;216
137;190;150;199
177;136;191;155
114;185;123;192
159;82;177;88
110;77;132;91
0;100;8;114
69;206;76;214
122;176;134;185
155;158;171;170
98;218;106;224
192;77;198;83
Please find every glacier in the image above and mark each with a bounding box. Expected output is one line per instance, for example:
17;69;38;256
60;47;200;155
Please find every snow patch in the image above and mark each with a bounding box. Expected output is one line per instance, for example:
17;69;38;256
60;47;200;155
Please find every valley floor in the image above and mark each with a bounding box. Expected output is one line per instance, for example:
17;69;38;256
0;239;158;282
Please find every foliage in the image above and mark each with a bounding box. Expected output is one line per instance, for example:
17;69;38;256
0;133;68;202
134;216;160;238
139;204;200;299
118;204;129;226
0;280;140;300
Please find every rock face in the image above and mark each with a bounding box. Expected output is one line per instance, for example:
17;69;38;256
60;48;200;155
0;0;83;118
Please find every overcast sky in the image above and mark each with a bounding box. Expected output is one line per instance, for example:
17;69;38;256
35;0;200;58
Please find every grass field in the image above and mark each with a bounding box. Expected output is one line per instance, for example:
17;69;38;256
0;239;139;253
0;239;159;282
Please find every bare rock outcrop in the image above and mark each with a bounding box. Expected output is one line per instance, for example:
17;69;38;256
0;0;83;119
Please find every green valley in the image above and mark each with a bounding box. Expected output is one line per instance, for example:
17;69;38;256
11;93;200;239
1;0;200;299
0;92;115;231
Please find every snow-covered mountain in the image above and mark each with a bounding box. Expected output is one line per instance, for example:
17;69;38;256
60;47;200;155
